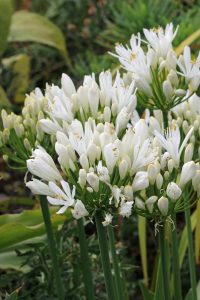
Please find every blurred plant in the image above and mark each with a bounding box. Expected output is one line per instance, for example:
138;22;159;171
0;0;68;108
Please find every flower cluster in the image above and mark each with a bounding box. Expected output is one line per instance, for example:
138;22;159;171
1;23;200;226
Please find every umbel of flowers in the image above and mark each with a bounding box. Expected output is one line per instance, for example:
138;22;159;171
0;23;200;300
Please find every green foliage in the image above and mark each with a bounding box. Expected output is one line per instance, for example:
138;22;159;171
0;0;13;55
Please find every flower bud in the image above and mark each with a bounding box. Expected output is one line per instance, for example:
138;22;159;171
163;80;173;102
168;159;175;173
184;143;194;163
87;172;99;192
166;182;182;201
182;120;189;135
156;173;163;189
194;120;199;131
79;153;89;171
87;144;98;164
14;122;24;138
111;103;118;116
192;170;200;191
119;159;128;180
24;138;31;152
164;171;170;180
158;196;169;216
103;106;111;123
78;169;87;188
61;73;76;97
132;172;149;192
88;82;100;117
146;196;158;213
175;89;186;97
135;197;145;210
115;108;129;134
148;164;157;184
124;185;133;201
179;161;197;187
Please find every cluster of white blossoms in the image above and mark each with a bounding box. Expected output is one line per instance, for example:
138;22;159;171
1;23;200;226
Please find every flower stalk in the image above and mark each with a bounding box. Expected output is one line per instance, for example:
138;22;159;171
184;188;197;300
158;223;171;300
77;218;95;300
39;196;64;300
107;225;125;300
95;212;116;300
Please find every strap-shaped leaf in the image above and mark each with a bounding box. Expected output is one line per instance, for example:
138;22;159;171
0;0;13;55
8;11;70;63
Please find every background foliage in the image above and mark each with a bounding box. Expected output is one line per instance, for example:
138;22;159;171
0;0;200;299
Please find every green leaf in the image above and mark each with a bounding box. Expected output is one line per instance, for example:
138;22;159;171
139;282;154;300
179;210;197;268
138;216;148;286
3;54;30;103
0;85;11;107
0;0;13;55
175;28;200;56
195;201;200;264
154;259;164;300
8;11;70;63
0;249;30;272
0;208;71;250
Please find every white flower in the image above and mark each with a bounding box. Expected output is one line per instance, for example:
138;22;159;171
155;125;193;166
26;179;53;196
97;161;110;182
39;118;63;135
166;182;182;201
143;23;178;58
102;214;113;226
157;196;169;216
71;200;89;219
179;161;197;187
27;147;62;182
47;181;75;214
132;171;149;192
177;46;200;91
119;201;133;217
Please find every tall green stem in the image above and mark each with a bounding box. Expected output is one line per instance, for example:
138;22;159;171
39;196;64;300
184;189;197;300
77;218;95;300
95;212;116;300
158;223;171;300
171;213;182;300
107;225;125;300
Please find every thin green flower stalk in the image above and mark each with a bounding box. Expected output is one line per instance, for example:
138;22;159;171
77;218;95;300
95;212;116;300
107;225;125;300
40;196;64;300
184;188;197;300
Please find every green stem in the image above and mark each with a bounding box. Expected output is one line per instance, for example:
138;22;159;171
158;223;171;300
184;190;197;300
95;212;116;300
171;213;182;300
77;218;95;300
39;196;64;300
107;225;125;300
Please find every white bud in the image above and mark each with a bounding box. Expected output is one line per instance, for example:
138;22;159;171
111;102;118;116
87;172;99;192
87;144;98;164
148;164;157;184
123;185;133;201
79;153;89;171
194;120;199;131
88;82;100;117
166;182;182;202
163;80;173;102
115;108;129;134
119;159;128;180
24;138;31;151
179;161;197;188
156;173;163;189
175;89;186;97
158;196;169;216
168;159;175;173
182;120;189;134
146;196;158;213
192;170;200;191
78;169;87;188
167;70;179;87
184;143;194;163
132;172;149;192
103;106;111;122
14;122;24;137
61;73;76;97
164;171;170;180
135;197;145;210
160;152;170;169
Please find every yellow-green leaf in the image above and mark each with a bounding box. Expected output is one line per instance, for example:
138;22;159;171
175;29;200;56
179;210;197;268
195;200;200;264
0;0;13;54
138;216;148;286
0;85;11;107
3;54;30;103
8;11;70;64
